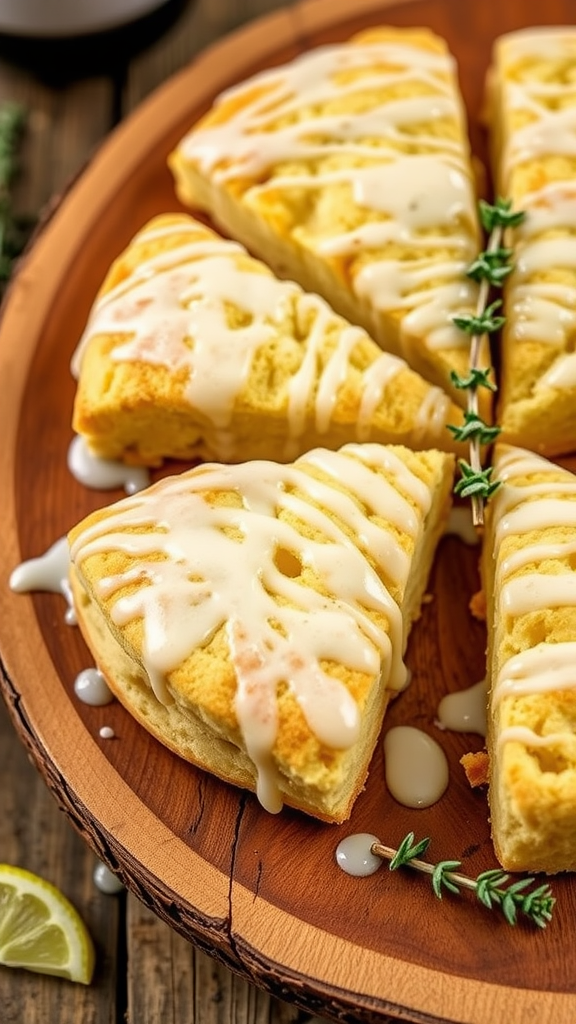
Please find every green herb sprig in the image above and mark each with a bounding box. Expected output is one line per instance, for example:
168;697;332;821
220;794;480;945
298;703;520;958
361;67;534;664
372;832;555;929
0;103;29;292
449;198;525;526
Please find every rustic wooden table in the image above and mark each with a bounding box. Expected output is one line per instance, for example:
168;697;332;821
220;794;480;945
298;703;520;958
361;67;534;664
0;2;332;1021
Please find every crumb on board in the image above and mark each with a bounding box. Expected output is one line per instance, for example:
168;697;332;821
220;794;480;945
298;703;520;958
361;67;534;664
469;589;486;621
460;750;489;788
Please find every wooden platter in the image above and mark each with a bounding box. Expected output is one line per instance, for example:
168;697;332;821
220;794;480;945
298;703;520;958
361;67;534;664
1;1;576;1021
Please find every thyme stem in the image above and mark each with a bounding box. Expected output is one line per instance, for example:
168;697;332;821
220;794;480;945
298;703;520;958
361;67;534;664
467;223;503;526
370;835;555;929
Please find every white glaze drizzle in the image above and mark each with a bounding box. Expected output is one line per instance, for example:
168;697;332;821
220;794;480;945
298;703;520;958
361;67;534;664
437;679;487;736
9;537;76;625
383;725;449;807
71;220;452;459
490;446;576;749
68;435;150;494
74;668;115;707
494;642;576;704
70;444;433;813
335;833;382;877
497;30;576;387
178;38;479;354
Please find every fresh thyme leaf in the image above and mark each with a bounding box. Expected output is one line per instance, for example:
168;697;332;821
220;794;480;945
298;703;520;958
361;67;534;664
432;860;462;898
454;461;500;500
479;197;526;231
389;832;431;870
0;102;31;294
447;411;501;445
450;367;497;392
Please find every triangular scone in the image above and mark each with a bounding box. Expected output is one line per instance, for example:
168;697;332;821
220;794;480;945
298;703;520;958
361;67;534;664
482;444;576;872
168;28;491;417
71;212;468;465
69;443;454;822
487;28;576;457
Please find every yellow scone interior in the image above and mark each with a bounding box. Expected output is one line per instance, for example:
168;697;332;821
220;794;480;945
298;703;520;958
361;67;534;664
482;444;576;872
71;212;467;466
487;26;576;456
69;443;454;822
169;27;491;417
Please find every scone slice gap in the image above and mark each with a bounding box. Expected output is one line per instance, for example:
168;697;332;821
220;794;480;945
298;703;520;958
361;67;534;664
69;443;454;822
71;212;468;467
483;443;576;872
168;27;491;418
487;27;576;456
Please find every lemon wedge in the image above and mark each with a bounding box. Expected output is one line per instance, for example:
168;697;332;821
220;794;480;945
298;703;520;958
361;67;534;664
0;864;95;984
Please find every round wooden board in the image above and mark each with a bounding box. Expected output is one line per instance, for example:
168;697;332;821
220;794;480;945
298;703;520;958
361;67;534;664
1;1;576;1021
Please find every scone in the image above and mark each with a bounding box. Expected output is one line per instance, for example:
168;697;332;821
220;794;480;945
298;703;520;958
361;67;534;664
482;443;576;872
69;443;455;822
71;212;468;466
487;27;576;457
168;28;491;417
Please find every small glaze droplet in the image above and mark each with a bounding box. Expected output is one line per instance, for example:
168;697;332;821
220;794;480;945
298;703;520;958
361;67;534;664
74;668;115;707
67;435;150;494
93;860;125;895
384;726;449;808
437;679;487;736
99;726;115;739
335;833;382;876
445;507;480;546
9;536;75;624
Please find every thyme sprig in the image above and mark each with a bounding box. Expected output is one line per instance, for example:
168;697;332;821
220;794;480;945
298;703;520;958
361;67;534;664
372;833;555;929
449;197;525;526
0;102;29;292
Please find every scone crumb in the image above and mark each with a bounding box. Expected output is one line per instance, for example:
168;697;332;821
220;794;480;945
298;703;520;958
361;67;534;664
469;589;486;621
460;750;489;788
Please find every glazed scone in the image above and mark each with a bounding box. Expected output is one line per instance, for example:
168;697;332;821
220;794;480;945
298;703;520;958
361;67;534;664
482;444;576;872
69;443;454;822
168;28;491;417
71;213;468;465
487;28;576;457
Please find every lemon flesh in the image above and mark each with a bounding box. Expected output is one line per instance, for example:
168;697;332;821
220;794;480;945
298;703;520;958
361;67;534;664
0;865;95;984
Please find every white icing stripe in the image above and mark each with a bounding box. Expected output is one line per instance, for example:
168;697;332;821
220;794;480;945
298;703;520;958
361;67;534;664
498;725;576;750
178;37;479;356
501;573;576;616
494;642;576;703
495;498;576;544
70;446;432;810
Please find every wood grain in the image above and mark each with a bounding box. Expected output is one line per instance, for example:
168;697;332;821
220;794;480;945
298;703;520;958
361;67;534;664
1;0;576;1022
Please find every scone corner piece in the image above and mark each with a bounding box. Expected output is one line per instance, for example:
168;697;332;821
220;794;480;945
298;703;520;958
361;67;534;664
68;443;453;823
168;26;489;417
70;211;469;468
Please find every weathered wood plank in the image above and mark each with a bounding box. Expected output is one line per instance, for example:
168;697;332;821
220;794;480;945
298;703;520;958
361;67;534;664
126;894;330;1024
0;697;120;1024
0;64;113;218
124;0;293;110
